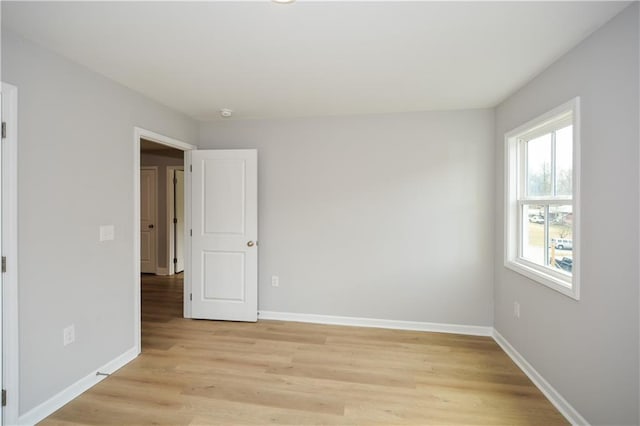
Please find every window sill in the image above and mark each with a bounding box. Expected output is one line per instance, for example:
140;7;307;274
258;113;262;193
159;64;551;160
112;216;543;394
505;259;579;300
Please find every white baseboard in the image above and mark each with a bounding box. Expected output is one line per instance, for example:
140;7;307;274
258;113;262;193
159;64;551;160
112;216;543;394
18;346;139;426
258;310;493;336
155;267;170;276
492;330;587;426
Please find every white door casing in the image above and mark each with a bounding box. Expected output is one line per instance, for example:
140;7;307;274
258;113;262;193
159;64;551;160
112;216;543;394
191;149;258;322
140;167;157;274
167;166;185;275
175;169;185;273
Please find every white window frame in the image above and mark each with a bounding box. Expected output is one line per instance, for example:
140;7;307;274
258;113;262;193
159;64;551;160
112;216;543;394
504;97;581;300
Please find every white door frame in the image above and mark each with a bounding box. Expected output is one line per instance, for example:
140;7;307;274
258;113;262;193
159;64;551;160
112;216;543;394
2;82;19;425
133;127;196;353
166;166;184;276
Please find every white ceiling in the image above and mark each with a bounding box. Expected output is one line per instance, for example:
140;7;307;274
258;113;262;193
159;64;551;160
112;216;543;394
2;1;630;121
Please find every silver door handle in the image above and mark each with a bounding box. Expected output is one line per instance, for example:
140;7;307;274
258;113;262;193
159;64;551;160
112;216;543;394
247;241;255;247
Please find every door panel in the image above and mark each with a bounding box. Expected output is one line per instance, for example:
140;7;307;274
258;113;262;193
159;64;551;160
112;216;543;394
202;251;245;301
191;150;257;322
140;232;153;264
140;168;157;273
203;159;246;234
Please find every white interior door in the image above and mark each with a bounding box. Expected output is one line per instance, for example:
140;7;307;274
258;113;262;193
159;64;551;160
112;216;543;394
2;82;18;426
140;167;157;274
0;92;4;426
191;149;257;322
174;169;185;273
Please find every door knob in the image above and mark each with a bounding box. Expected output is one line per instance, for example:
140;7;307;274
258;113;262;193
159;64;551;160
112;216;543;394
148;224;154;229
247;241;255;247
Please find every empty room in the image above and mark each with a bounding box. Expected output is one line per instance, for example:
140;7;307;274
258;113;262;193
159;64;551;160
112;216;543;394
0;1;638;425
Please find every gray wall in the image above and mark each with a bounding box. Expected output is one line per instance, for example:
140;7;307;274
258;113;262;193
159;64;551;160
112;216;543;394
493;4;639;425
140;151;184;270
199;109;495;326
5;2;637;422
1;31;198;414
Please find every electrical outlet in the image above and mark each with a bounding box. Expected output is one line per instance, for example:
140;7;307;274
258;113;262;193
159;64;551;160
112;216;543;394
63;324;75;346
513;302;520;319
271;275;279;287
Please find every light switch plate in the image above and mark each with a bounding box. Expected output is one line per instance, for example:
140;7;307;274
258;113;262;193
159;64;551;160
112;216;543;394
99;225;115;241
63;324;75;346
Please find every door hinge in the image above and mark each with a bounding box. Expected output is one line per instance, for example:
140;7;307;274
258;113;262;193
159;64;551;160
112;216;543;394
173;176;178;185
2;389;6;407
190;293;192;301
1;122;6;139
2;256;6;273
173;258;177;264
173;218;178;224
190;164;192;172
190;229;192;236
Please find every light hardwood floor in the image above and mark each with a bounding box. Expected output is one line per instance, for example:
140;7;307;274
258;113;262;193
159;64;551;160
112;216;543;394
42;274;567;425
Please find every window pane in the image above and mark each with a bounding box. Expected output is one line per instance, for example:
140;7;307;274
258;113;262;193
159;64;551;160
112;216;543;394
526;134;552;197
548;204;573;275
522;204;545;264
555;125;573;196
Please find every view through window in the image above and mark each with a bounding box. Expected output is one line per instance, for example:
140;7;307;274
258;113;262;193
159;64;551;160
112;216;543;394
521;124;573;275
505;97;579;299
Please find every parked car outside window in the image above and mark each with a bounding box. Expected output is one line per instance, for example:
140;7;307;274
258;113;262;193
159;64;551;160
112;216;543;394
528;215;544;224
551;238;573;250
555;257;573;272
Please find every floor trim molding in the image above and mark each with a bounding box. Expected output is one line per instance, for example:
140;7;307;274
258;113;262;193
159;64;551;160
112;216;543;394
492;330;588;426
18;346;139;426
258;310;493;336
155;267;170;276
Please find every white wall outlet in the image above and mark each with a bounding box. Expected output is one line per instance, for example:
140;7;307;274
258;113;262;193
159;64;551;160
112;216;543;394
63;324;75;346
99;225;115;242
271;275;279;287
513;302;520;318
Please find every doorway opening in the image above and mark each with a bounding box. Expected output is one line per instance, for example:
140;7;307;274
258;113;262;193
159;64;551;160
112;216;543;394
140;141;184;333
133;128;195;354
140;139;185;277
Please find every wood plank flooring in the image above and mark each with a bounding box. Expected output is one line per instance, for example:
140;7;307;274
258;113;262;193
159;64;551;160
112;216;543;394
42;274;567;425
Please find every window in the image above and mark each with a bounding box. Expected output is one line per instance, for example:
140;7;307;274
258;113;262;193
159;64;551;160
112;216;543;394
505;98;580;299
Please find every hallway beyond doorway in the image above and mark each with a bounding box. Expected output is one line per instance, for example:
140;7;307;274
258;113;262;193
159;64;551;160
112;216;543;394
141;273;183;331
